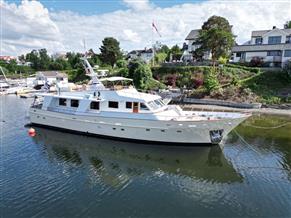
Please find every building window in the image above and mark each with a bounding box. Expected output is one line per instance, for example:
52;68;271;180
90;101;99;110
267;50;281;56
236;52;241;57
108;101;119;108
126;102;132;109
284;50;291;57
286;35;291;44
268;36;282;44
255;37;263;44
70;99;79;107
140;103;149;110
59;98;66;106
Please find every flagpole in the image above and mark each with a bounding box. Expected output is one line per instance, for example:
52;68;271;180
151;21;155;67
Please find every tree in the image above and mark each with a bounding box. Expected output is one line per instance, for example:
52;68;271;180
171;45;182;61
127;59;153;89
38;48;51;70
116;59;127;68
99;37;122;67
133;64;153;90
154;52;167;65
284;21;291;29
26;50;41;70
198;15;235;67
159;45;170;54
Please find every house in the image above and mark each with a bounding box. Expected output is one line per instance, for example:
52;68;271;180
181;29;211;62
127;48;154;63
0;56;17;63
231;26;291;67
34;71;68;89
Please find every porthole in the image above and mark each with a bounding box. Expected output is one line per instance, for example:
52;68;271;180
177;130;182;133
113;127;116;130
121;128;125;131
146;129;150;131
161;130;165;132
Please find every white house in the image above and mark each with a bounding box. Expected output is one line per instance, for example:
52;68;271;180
127;48;154;63
181;29;211;62
232;27;291;67
34;71;68;89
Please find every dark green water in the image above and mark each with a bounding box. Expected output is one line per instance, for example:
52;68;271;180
1;95;291;217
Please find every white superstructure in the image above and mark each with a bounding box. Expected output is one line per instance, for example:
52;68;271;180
29;58;250;145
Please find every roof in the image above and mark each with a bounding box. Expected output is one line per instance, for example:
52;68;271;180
117;89;161;102
100;77;133;82
36;71;68;78
185;29;200;40
128;48;153;55
252;28;291;37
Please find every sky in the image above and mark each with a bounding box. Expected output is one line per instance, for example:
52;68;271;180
1;0;291;56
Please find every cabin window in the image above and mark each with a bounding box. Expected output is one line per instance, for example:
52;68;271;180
90;101;100;110
59;98;66;106
126;102;132;109
140;103;149;110
108;101;119;108
70;99;79;107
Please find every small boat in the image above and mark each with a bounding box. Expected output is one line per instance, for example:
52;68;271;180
28;58;251;145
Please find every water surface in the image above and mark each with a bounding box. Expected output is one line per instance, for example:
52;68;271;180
1;95;291;217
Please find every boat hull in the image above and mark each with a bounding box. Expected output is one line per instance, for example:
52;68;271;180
29;108;249;145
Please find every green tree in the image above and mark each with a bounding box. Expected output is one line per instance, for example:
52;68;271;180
26;50;40;70
127;59;154;89
128;59;144;78
133;64;153;90
38;48;51;70
159;45;170;54
198;15;235;67
169;44;182;61
154;52;167;65
284;20;291;29
99;37;122;67
116;59;128;68
66;52;82;69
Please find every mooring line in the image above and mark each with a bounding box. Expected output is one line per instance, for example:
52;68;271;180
243;122;291;129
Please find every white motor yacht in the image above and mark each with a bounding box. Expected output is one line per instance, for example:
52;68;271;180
29;58;251;145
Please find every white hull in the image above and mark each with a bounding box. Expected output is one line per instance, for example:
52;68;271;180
29;108;248;144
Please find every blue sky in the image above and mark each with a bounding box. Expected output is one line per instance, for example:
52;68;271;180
7;0;205;15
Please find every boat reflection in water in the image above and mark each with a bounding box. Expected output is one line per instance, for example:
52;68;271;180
32;126;243;187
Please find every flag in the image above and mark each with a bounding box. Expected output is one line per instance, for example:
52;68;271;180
152;21;161;37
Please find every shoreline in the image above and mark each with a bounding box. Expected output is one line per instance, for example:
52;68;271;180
180;104;291;116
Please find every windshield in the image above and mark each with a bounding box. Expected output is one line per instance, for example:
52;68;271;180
147;99;165;110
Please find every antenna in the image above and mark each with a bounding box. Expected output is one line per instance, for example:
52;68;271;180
80;57;105;91
0;66;8;83
83;39;87;53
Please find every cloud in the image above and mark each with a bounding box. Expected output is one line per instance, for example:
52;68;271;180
1;0;64;55
122;0;153;11
1;0;291;56
121;29;141;43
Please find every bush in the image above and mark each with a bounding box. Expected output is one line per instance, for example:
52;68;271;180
225;63;260;74
193;78;204;88
249;57;264;67
118;68;129;77
116;59;127;68
132;64;153;90
204;68;220;93
283;60;291;79
218;57;228;65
